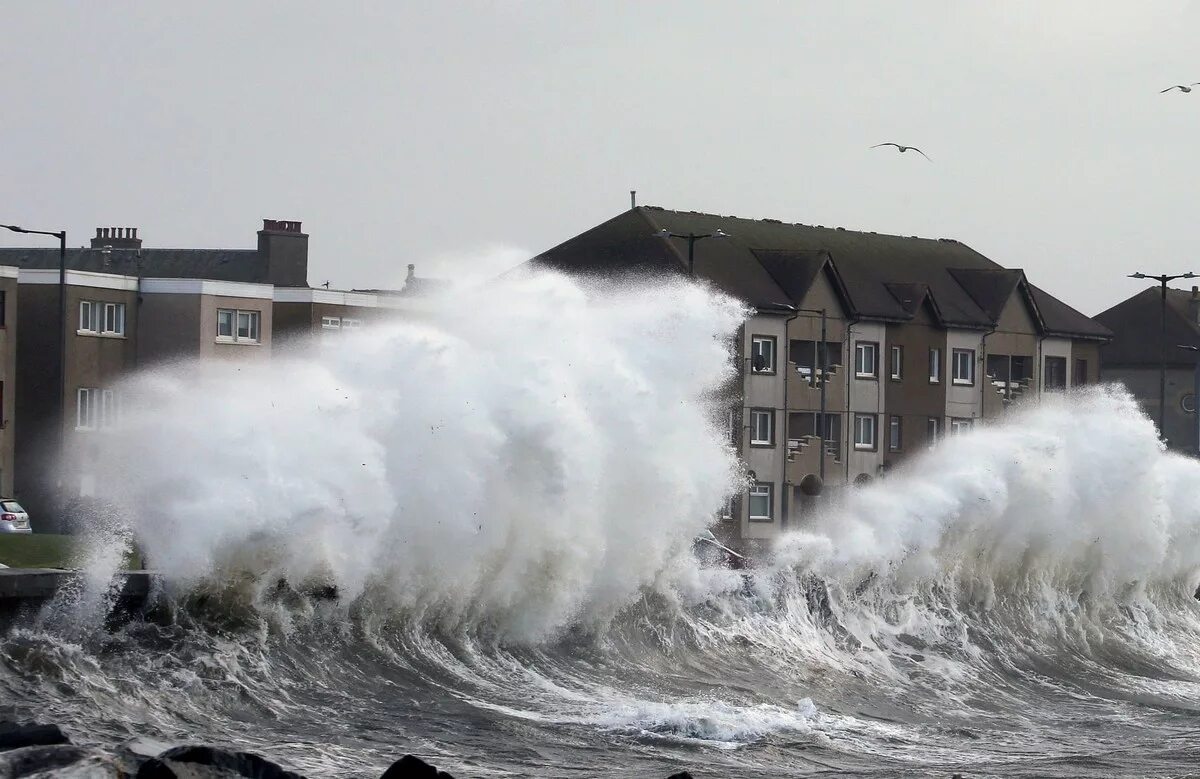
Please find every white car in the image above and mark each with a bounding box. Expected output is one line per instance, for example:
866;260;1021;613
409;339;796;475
0;500;31;534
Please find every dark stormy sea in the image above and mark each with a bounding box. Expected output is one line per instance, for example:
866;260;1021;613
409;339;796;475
3;274;1200;778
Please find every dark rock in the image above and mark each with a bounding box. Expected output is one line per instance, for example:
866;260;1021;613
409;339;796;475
379;754;456;779
0;722;69;752
0;744;98;777
667;773;695;779
136;745;306;778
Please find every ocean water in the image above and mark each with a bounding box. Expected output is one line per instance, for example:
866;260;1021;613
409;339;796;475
3;272;1200;778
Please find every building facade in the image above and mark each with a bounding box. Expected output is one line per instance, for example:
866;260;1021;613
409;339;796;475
532;206;1110;552
0;221;429;528
1095;285;1200;453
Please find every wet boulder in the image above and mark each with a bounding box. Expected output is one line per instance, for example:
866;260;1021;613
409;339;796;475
379;755;455;779
0;722;69;752
0;744;112;778
136;745;306;778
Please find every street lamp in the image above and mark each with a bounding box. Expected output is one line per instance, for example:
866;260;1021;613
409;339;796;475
1128;271;1197;438
657;228;729;277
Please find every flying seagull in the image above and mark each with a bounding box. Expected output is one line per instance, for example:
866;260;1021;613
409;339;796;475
870;142;931;161
1161;83;1200;93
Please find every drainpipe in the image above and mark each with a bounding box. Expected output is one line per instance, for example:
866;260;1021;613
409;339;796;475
844;320;856;485
780;308;799;529
979;325;996;421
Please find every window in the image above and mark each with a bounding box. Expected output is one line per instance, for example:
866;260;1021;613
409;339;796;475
77;388;120;430
76;388;98;430
217;309;261;343
750;408;774;446
855;342;878;378
950;418;974;435
748;482;773;522
854;413;877;450
100;389;120;429
727;408;739;447
719;495;735;521
237;311;259;341
0;290;7;327
889;416;902;451
751;336;776;374
103;302;125;335
79;301;96;333
929;348;942;383
341;318;363;329
1044;356;1067;390
789;339;842;381
321;316;341;330
890;345;903;380
1074;358;1089;386
78;300;125;336
952;348;975;386
927;417;940;443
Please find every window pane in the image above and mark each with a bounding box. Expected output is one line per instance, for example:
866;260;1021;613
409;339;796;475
217;310;234;337
929;348;941;381
889;416;901;450
890;346;902;378
248;312;259;341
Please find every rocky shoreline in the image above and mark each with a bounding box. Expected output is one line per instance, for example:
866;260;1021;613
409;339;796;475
0;721;698;778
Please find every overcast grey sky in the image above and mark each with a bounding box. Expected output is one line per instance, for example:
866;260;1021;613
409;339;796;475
2;1;1198;313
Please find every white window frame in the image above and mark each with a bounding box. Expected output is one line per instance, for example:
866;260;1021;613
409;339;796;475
78;301;97;333
217;308;261;344
102;302;125;336
341;317;363;329
952;348;975;386
888;415;902;451
750;408;774;446
76;388;99;431
854;413;877;451
890;345;902;380
719;495;734;521
927;417;940;442
78;300;126;336
751;335;776;374
950;418;974;436
855;342;878;379
929;348;942;384
320;316;342;330
748;482;773;522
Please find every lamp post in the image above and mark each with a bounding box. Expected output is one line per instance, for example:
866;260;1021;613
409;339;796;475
656;228;729;277
1129;271;1197;438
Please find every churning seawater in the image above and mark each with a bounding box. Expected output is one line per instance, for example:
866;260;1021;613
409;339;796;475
4;272;1200;778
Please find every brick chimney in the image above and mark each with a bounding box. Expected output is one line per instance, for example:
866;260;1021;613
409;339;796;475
89;227;142;250
257;219;308;287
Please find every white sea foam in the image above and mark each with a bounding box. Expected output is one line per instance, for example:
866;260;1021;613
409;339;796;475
82;271;747;641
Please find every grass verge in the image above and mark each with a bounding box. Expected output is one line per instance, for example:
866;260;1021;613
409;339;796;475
0;534;141;569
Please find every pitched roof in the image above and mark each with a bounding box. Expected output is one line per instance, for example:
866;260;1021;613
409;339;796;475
532;206;1108;339
1095;286;1199;366
0;247;265;283
947;268;1024;322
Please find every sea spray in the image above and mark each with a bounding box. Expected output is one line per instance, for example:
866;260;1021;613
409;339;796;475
78;271;748;641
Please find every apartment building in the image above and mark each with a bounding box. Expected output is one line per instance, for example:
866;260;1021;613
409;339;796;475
1095;285;1200;453
0;220;420;528
531;206;1109;552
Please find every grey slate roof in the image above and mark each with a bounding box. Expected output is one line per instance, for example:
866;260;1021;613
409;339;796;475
0;247;266;283
532;207;1109;340
1095;286;1200;367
